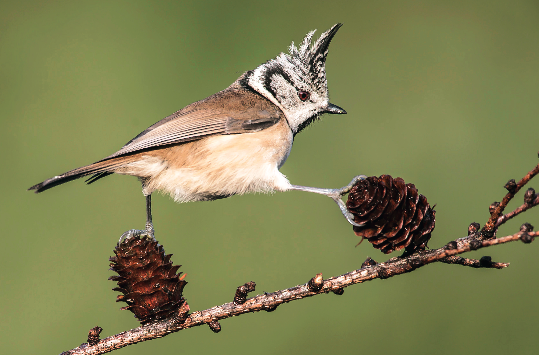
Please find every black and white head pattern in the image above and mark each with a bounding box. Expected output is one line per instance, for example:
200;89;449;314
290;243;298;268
245;23;343;134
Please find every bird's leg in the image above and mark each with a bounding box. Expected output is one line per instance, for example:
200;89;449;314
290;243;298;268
119;194;155;243
289;175;366;227
145;194;155;236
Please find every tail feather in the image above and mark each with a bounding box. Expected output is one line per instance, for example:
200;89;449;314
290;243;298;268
85;171;113;185
28;158;129;193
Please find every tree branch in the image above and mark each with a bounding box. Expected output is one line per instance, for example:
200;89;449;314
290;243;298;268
482;161;539;237
495;194;539;228
61;229;536;355
439;255;509;269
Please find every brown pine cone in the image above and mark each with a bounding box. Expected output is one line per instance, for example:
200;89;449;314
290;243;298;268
346;175;436;254
109;236;188;324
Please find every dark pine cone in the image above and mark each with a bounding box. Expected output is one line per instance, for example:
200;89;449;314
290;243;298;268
109;236;188;324
346;175;436;254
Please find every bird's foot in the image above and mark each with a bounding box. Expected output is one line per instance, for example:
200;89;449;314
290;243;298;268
119;222;155;244
290;175;366;227
326;175;366;227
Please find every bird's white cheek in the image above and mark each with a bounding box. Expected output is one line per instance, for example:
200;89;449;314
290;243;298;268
285;105;317;132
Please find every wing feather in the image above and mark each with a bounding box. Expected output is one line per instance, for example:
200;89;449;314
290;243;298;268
101;88;283;161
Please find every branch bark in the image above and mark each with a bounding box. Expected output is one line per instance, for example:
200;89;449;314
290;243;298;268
61;230;536;355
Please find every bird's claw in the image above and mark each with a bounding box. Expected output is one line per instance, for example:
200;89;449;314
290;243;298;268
119;226;155;244
328;175;366;228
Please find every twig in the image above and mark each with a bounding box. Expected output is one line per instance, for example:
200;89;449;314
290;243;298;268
482;162;539;238
422;231;537;265
61;230;536;355
439;255;508;269
496;194;539;227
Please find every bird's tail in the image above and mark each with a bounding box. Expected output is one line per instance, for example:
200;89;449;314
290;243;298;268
28;157;134;193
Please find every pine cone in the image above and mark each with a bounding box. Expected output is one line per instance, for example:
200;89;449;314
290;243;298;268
109;236;188;324
346;175;436;254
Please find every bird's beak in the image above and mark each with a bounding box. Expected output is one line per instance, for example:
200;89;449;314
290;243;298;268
325;103;347;115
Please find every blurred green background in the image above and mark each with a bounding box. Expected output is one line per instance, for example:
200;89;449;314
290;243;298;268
1;0;538;354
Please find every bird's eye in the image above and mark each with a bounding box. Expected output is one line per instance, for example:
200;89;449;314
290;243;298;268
298;91;310;102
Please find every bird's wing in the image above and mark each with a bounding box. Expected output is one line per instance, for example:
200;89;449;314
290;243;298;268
101;91;283;161
28;87;284;192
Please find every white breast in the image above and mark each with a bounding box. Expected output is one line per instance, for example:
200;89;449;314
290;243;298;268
116;120;294;202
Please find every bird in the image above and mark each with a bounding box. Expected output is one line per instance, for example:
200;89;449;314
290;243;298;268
29;23;364;240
